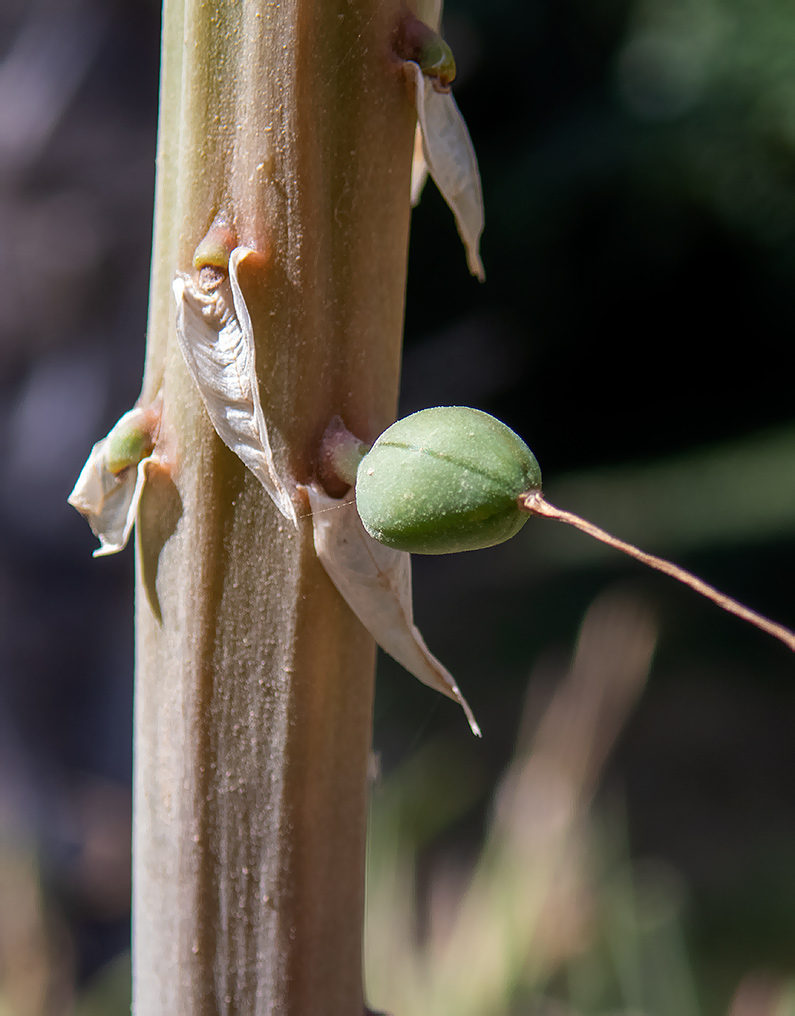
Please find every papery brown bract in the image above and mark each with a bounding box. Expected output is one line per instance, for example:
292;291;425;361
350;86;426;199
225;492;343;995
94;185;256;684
305;484;479;735
173;246;298;527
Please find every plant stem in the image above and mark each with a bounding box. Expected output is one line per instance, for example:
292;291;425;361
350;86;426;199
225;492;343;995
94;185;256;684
134;2;415;1013
521;493;795;653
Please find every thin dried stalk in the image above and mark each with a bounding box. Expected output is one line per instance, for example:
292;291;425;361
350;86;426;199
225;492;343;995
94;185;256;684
522;493;795;652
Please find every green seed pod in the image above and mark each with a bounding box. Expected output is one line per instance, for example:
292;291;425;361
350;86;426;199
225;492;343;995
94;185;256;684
355;407;542;554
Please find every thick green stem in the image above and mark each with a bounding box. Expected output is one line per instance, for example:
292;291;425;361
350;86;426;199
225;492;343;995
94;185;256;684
134;2;415;1013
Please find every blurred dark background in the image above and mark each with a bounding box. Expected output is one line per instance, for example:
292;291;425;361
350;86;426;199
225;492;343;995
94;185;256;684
1;0;794;1012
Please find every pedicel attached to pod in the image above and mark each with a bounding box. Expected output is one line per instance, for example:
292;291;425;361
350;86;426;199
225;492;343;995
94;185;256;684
355;405;795;655
173;234;298;527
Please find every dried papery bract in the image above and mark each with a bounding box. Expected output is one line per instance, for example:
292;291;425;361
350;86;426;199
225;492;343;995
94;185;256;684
173;246;298;527
413;0;444;34
404;0;443;207
68;405;160;557
403;61;485;280
304;484;480;736
410;125;430;207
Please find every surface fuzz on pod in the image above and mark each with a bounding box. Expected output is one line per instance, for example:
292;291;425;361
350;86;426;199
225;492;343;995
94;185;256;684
355;406;541;554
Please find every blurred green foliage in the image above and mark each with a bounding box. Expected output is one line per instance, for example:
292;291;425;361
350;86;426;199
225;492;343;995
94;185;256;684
379;0;795;1011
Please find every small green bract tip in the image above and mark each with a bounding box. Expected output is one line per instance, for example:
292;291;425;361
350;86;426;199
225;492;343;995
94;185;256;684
419;36;456;88
192;225;236;271
355;407;542;554
105;412;155;475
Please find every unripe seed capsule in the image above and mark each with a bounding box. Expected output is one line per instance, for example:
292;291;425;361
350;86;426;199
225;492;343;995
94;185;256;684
355;407;541;554
353;407;795;655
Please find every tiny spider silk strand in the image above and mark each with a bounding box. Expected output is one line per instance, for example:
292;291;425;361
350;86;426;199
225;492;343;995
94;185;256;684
520;492;795;653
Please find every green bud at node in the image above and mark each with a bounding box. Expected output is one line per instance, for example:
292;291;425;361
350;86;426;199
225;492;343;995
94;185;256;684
105;410;156;475
192;224;237;271
355;407;541;554
418;35;456;89
394;14;457;90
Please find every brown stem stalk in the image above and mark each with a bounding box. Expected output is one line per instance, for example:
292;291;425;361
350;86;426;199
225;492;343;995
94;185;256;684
520;492;795;653
133;1;415;1014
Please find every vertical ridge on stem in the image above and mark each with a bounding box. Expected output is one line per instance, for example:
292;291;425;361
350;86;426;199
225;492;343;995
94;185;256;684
134;1;416;1013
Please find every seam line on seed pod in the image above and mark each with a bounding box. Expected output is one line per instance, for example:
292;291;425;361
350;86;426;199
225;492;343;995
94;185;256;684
374;440;533;488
